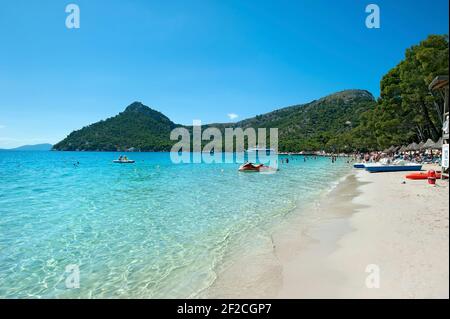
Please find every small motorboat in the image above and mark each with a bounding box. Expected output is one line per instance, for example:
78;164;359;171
239;162;263;172
365;163;422;173
245;147;276;155
238;162;277;172
405;172;442;180
113;159;135;164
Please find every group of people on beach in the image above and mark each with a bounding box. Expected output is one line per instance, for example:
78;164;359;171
279;150;441;166
353;150;442;164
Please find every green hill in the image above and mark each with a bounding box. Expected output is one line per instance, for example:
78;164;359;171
53;90;375;152
233;89;375;151
53;102;176;151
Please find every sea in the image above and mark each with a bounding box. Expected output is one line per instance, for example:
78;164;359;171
0;151;350;298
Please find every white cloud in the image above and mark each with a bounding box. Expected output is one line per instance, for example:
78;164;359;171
227;113;239;120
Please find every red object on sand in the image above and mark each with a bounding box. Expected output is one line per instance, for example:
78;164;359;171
428;170;437;185
406;172;442;180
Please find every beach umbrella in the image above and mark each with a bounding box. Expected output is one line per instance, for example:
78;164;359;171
399;145;407;153
418;141;425;150
405;143;413;151
423;139;435;149
408;142;419;151
433;137;443;150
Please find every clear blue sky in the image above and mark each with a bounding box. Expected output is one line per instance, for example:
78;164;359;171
0;0;448;148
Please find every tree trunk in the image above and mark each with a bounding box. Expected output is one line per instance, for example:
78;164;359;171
416;125;424;141
419;102;440;141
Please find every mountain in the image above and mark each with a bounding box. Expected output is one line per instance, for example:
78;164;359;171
53;90;376;152
233;89;375;151
0;143;53;151
53;102;176;151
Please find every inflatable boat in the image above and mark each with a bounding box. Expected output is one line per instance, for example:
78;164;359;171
405;172;442;180
238;163;278;173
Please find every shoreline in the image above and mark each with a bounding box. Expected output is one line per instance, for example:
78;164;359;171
327;166;449;298
44;149;353;157
276;164;449;298
274;173;365;298
202;168;357;298
204;164;449;298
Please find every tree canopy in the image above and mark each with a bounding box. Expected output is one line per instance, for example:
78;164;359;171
349;34;449;151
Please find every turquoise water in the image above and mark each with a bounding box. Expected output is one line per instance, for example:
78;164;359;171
0;151;350;298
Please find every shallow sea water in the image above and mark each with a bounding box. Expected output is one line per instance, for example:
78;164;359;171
0;151;350;298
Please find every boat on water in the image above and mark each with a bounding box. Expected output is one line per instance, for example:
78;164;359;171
238;162;278;173
113;155;135;164
353;163;366;169
113;159;135;164
365;163;422;173
245;147;276;155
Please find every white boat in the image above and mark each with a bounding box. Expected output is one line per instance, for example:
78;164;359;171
364;162;422;173
246;147;275;154
113;159;135;164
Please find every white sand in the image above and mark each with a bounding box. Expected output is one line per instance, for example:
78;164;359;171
204;165;449;299
277;165;449;298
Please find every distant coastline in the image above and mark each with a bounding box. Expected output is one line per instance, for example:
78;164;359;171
48;149;353;157
0;143;53;151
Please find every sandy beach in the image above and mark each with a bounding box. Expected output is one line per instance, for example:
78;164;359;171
205;164;449;299
276;164;449;298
